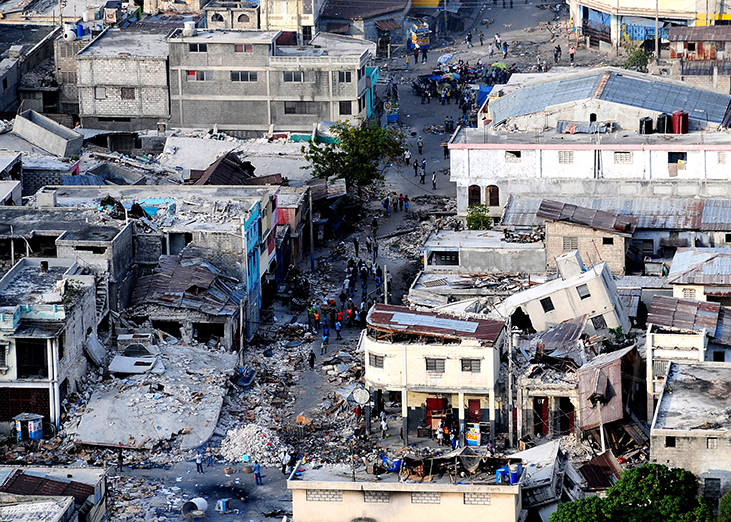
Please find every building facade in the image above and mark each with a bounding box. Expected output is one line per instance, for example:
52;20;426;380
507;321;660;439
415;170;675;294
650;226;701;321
168;29;372;135
76;29;170;131
362;304;505;443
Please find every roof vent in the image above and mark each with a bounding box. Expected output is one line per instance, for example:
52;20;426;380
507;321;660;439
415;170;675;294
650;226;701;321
182;21;197;37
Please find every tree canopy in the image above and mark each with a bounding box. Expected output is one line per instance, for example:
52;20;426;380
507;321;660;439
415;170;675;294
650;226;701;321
550;464;714;522
466;204;493;230
301;120;405;189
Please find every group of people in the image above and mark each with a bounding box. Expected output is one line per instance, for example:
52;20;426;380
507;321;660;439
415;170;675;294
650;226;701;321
435;419;460;449
383;193;409;214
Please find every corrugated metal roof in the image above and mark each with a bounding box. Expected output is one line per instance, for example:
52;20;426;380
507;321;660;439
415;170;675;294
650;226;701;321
668;248;731;284
647;294;720;332
488;68;731;126
668;25;731;42
0;470;94;506
537;199;638;235
578;451;621;490
700;199;731;231
489;72;603;125
321;0;409;20
131;255;241;316
502;195;703;230
599;72;731;124
578;346;636;430
367;303;504;342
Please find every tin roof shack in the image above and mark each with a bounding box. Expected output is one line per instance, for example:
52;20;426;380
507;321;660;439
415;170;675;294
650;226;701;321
0;466;108;522
499;251;630;336
667;248;731;305
277;186;309;267
420;230;547;274
0;258;96;432
362;304;505;444
288;450;527;522
127;254;242;348
578;346;647;458
645;295;731;422
650;362;731;503
662;26;731;93
537;200;638;276
516;317;588;442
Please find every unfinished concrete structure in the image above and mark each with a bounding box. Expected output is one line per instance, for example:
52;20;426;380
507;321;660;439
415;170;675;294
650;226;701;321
651;362;731;504
420;230;546;274
499;251;630;335
645;295;731;421
168;29;373;135
449;68;731;218
362;304;505;443
76;29;170;131
54;29;98;115
205;1;259;30
21;156;80;197
0;258;97;432
289;451;526;522
537;199;638;276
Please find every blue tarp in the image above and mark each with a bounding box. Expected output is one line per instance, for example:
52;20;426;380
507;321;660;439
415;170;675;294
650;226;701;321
427;75;442;81
62;175;105;185
477;85;493;108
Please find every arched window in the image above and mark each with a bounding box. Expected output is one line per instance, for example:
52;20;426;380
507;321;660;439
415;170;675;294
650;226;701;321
211;13;224;21
486;185;499;207
238;13;250;23
589;113;597;123
468;185;481;206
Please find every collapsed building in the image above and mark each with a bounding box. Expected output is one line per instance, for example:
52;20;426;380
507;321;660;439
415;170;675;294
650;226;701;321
0;258;97;432
362;304;505;444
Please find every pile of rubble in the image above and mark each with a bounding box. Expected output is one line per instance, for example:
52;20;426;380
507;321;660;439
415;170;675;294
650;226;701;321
220;424;285;466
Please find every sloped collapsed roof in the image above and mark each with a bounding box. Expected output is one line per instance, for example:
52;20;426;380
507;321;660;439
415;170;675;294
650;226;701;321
647;294;731;345
489;67;731;126
131;255;242;316
668;248;731;285
537;199;638;235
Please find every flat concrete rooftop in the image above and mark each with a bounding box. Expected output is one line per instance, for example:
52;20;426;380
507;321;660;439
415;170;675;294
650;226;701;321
453;127;731;148
0;260;72;307
173;29;280;43
77;28;169;58
0;208;121;239
653;362;731;431
423;230;545;250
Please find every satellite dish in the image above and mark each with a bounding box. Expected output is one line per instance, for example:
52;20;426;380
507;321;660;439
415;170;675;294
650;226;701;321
353;387;370;405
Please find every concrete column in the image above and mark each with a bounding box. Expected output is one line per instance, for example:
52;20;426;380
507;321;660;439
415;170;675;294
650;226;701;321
401;392;409;444
516;388;524;442
570;397;581;439
458;391;465;446
548;396;557;437
365;386;373;434
489;388;496;443
9;239;14;266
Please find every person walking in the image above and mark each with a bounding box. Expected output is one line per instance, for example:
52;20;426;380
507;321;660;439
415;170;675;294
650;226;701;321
421;158;427;172
432;172;437;190
380;418;388;438
553;46;558;63
419;169;426;184
466;31;473;48
406;53;411;69
308;349;316;369
373;242;379;260
412;158;419;177
479;31;484;45
488;43;494;58
321;331;329;354
335;319;342;339
195;453;204;473
440;89;446;105
569;45;575;64
414;47;419;64
253;462;262;485
556;44;562;61
312;309;320;332
399;194;404;211
371;217;378;238
416;137;423;157
495;33;501;47
206;445;214;467
443;143;449;159
365;235;372;253
404;148;411;164
502;41;508;58
353;237;359;257
445;88;451;104
404;195;409;212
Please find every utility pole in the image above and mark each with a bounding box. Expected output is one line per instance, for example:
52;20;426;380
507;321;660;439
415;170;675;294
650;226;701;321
383;265;389;304
443;0;448;36
655;0;660;61
308;188;315;273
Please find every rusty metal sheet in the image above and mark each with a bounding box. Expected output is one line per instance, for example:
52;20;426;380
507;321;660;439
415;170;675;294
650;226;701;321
367;303;504;343
578;346;635;430
0;470;94;506
669;25;731;42
537;199;638;235
647;295;720;333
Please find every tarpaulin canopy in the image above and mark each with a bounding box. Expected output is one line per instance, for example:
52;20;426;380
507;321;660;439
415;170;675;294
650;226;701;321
477;85;493;108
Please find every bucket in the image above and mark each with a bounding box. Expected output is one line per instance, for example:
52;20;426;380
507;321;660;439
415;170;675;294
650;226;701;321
181;498;208;515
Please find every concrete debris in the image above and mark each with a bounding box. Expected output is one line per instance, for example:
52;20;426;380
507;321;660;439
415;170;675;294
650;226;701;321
220;424;284;466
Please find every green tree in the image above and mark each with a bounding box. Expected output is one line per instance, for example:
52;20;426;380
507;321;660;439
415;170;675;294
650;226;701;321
466;204;493;230
301;120;405;191
549;464;714;522
719;490;731;522
623;44;653;72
